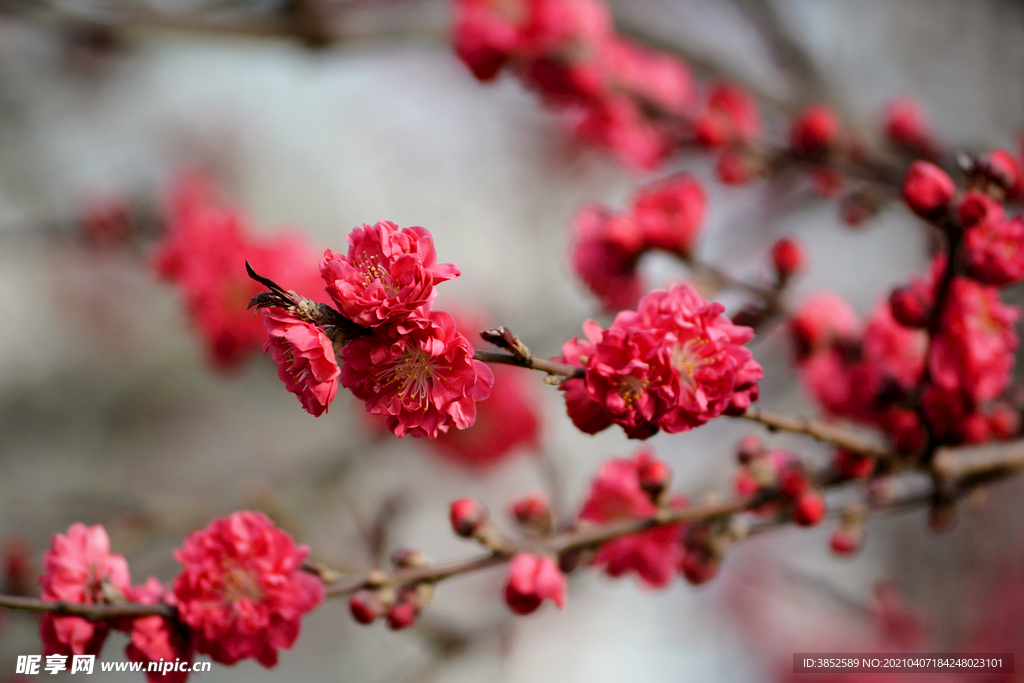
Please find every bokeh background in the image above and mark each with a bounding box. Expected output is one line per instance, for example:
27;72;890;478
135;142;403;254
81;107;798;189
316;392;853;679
1;0;1023;681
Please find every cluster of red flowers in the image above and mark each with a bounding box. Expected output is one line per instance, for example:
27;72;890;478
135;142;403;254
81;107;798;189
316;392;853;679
38;514;320;681
453;0;700;168
556;283;763;439
790;149;1024;454
261;220;495;437
153;173;321;369
571;174;705;310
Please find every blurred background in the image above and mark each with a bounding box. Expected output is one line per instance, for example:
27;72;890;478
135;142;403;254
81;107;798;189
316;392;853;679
0;0;1023;681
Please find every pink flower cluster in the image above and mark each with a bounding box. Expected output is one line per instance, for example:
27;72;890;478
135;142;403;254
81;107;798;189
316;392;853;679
154;172;322;370
37;514;322;681
571;174;706;311
38;524;193;683
453;0;698;167
578;449;684;587
557;283;762;439
259;220;494;438
790;251;1020;450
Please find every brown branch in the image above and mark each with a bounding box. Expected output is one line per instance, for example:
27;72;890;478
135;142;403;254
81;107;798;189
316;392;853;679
0;595;174;619
473;350;584;381
4;437;1024;619
738;406;893;460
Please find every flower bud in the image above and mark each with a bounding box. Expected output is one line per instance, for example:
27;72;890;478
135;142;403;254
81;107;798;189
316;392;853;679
829;525;864;555
391;547;429;569
789;104;840;157
888;286;929;328
771;237;806;280
449;498;489;538
680;549;720;585
988;403;1021;440
980;149;1021;196
510;494;553;535
834;448;874;480
779;463;809;499
793;491;826;526
883;97;935;155
348;589;384;625
503;554;566;615
637;458;672;500
736;435;764;464
902;161;954;220
385;601;418;631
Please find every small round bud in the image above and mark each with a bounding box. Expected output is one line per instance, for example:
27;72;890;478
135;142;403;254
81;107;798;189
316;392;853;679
715;149;757;185
680;550;719;585
349;589;383;625
958;413;990;444
988;403;1020;440
980;149;1021;195
834;449;874;480
829;526;864;555
902;161;954;220
510;494;553;535
792;491;827;526
779;464;809;499
449;498;489;538
391;547;429;569
637;458;672;499
736;435;764;464
789;104;840;157
883;97;934;155
771;237;806;280
385;601;418;631
888;286;929;328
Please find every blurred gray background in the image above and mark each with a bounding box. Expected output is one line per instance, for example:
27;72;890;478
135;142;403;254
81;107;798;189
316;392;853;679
0;0;1023;681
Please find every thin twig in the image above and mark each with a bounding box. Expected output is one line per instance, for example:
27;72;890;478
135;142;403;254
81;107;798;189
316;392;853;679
738;406;893;460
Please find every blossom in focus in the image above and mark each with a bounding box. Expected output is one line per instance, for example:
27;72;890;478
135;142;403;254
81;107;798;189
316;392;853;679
153;172;321;369
340;310;494;438
172;511;324;667
578;450;683;587
320;220;459;329
560;285;762;439
39;523;131;657
262;308;340;417
503;553;567;615
124;578;194;683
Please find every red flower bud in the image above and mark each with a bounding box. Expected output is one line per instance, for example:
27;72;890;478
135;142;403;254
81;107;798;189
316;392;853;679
888;286;929;328
715;149;757;185
834;449;875;480
736;435;764;464
902;161;954;220
503;554;566;615
883;97;934;155
779;464;809;499
771;237;806;280
980;149;1022;196
680;550;719;585
989;404;1021;440
349;590;383;625
510;494;553;534
793;491;827;526
449;498;489;538
790;105;840;157
386;601;418;631
829;526;864;555
637;458;672;499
